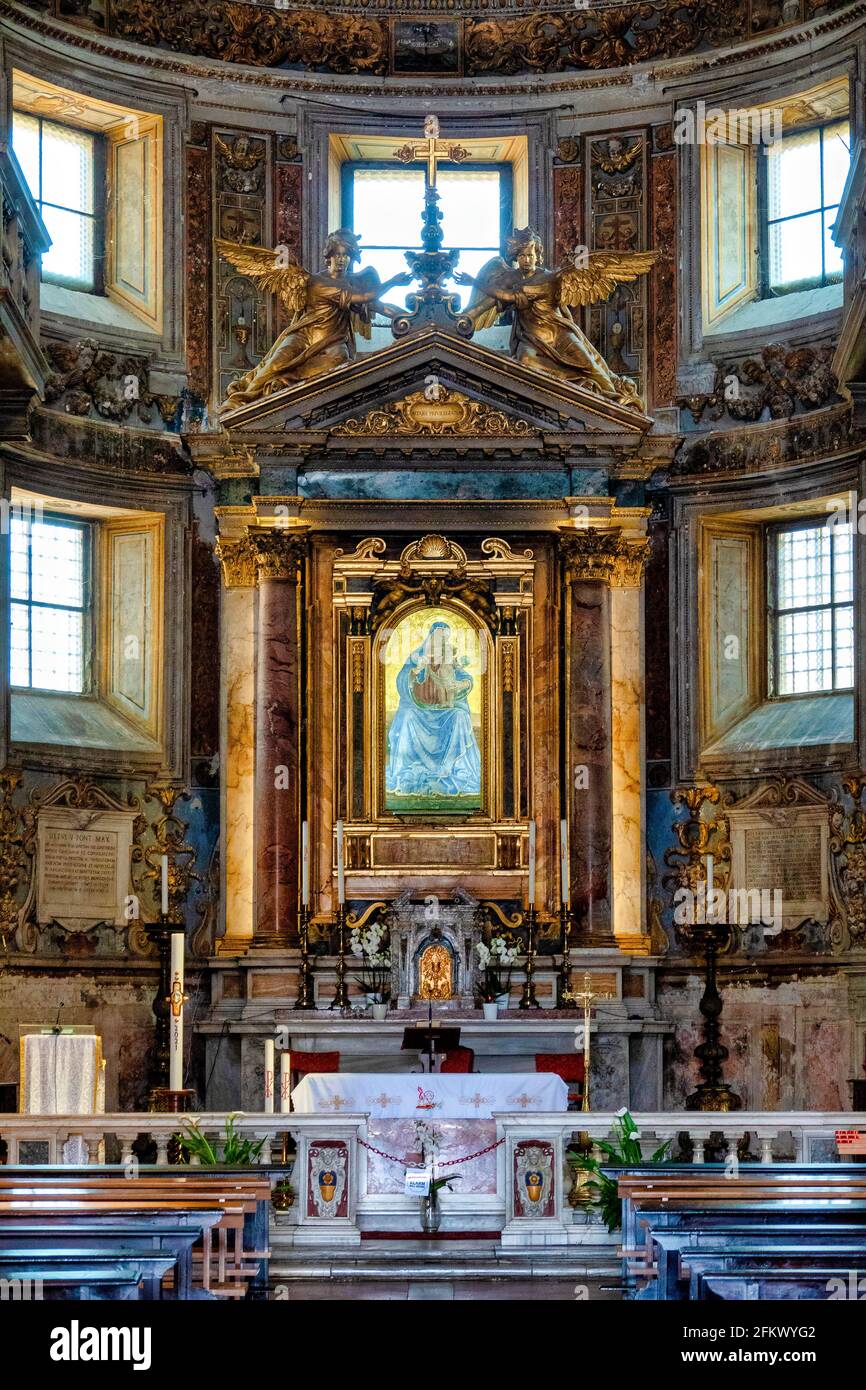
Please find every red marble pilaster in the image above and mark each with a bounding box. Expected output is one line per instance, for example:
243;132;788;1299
560;534;615;941
252;530;307;947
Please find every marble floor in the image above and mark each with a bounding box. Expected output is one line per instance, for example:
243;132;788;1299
270;1277;624;1301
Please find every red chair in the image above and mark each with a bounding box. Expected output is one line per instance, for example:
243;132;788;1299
440;1046;475;1074
289;1049;340;1097
535;1053;585;1109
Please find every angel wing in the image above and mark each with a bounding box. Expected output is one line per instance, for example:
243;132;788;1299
558;250;660;309
215;238;309;320
350;265;383;339
466;255;517;330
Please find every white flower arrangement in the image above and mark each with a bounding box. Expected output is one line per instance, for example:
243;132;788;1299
475;933;519;1001
350;921;391;967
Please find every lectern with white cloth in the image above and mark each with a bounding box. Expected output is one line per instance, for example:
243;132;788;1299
19;1026;106;1162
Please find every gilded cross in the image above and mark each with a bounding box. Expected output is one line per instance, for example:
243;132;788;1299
167;972;188;1020
393;115;471;191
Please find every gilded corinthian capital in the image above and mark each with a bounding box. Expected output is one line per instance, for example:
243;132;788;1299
559;527;650;588
249;528;308;581
215;535;257;588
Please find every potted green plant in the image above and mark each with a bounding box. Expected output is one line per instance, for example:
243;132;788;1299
567;1108;671;1231
179;1113;266;1166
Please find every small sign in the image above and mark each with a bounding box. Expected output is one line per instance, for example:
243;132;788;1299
404;1168;431;1196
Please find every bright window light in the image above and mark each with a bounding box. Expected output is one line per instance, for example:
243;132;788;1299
347;165;507;309
765;121;850;293
10;513;89;693
770;521;854;695
12;110;97;291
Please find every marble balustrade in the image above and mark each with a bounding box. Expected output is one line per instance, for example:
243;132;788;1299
1;1110;859;1247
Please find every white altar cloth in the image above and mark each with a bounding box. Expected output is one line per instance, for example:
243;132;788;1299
291;1072;568;1119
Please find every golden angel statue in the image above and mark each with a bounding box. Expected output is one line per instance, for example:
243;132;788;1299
456;227;658;409
217;228;411;408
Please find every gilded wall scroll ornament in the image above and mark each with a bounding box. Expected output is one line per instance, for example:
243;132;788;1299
0;773;35;951
216;230;410;408
332;388;532;437
458;228;657;409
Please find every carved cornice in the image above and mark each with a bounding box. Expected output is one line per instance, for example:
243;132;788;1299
332;389;533;438
249;528;308;581
559;527;650;587
35;0;854;79
5;0;862;97
215;535;257;588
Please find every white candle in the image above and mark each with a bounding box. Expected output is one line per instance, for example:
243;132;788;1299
280;1050;291;1114
560;819;570;905
168;932;184;1091
527;820;536;907
161;855;169;916
336;820;345;905
301;820;310;907
264;1039;275;1114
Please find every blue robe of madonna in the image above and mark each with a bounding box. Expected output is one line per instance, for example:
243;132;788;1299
386;624;481;798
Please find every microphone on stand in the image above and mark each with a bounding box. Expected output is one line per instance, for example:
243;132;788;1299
51;1004;64;1035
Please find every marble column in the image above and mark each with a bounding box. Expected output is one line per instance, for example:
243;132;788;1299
215;530;257;953
559;525;650;949
610;556;648;949
560;537;613;940
251;529;307;948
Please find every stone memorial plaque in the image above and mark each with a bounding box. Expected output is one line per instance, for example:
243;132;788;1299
36;808;136;928
729;805;829;927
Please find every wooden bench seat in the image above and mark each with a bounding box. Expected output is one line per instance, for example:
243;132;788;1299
0;1170;271;1300
612;1165;866;1301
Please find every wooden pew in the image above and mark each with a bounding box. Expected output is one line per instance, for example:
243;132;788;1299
0;1223;203;1300
611;1165;866;1302
0;1249;177;1301
0;1258;170;1301
0;1172;271;1299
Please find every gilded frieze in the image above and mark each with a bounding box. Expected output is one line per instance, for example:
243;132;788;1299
332;388;533;438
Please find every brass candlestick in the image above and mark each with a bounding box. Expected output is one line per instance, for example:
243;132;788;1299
330;903;350;1011
295;905;316;1010
518;906;541;1010
557;903;576;1008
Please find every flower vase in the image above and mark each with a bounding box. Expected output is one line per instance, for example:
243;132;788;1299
482;1001;498;1021
420;1191;441;1234
372;1002;388;1021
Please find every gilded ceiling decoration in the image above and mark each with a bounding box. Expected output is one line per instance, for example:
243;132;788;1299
40;0;848;79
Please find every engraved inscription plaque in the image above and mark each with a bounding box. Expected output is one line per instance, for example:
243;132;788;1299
36;808;137;928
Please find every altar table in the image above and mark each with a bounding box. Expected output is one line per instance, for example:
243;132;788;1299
291;1072;568;1119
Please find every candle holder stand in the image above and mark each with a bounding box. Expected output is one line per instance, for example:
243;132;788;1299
295;906;316;1009
330;904;350;1011
556;903;576;1008
518;906;541;1009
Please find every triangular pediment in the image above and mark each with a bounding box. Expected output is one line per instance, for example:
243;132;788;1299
217;329;652;443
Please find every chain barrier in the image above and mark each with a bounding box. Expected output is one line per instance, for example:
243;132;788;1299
358;1135;505;1167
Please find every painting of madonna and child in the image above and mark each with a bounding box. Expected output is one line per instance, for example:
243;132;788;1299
383;608;484;814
